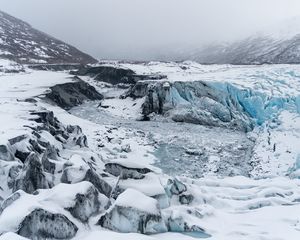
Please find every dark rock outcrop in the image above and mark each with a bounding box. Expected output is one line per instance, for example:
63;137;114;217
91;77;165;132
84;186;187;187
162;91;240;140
13;153;51;194
46;78;103;109
28;63;82;72
71;66;136;85
18;208;78;240
105;162;152;179
71;65;166;85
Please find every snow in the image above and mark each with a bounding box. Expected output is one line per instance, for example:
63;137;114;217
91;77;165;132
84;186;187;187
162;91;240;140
114;188;160;214
74;230;156;240
0;69;73;146
251;111;300;177
0;232;29;240
0;182;95;234
1;62;300;239
74;230;208;240
0;70;73;100
0;58;22;73
118;173;166;197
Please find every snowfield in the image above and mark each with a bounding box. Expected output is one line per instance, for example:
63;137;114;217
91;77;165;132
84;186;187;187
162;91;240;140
0;60;300;240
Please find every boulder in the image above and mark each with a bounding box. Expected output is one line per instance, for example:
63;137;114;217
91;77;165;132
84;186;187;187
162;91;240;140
41;152;56;174
163;209;210;237
83;169;112;198
13;153;50;194
179;194;194;205
67;184;100;222
0;191;23;215
18;208;78;240
105;162;152;180
167;178;187;196
60;154;89;184
0;144;14;161
7;163;22;189
98;189;167;234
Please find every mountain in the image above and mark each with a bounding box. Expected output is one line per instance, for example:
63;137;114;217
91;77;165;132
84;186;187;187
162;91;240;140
183;16;300;64
0;10;97;64
193;36;300;65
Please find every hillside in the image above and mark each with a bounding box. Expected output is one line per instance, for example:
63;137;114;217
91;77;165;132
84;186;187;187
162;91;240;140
0;10;97;64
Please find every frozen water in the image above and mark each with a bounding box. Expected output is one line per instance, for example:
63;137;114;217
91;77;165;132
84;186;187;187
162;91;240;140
70;101;254;178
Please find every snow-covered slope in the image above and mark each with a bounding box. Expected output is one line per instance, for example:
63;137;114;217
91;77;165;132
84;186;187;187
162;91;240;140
0;61;300;240
185;16;300;64
0;10;96;64
74;61;300;178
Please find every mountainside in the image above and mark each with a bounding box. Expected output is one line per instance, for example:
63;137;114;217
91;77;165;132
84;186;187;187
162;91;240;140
184;17;300;64
0;10;97;64
193;35;300;64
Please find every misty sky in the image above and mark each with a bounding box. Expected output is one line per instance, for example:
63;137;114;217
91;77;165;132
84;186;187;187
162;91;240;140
0;0;300;60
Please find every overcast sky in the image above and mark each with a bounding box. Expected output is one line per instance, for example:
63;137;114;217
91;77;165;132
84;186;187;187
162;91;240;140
0;0;300;60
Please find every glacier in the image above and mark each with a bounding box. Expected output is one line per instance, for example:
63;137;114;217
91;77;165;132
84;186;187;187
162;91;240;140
0;60;300;240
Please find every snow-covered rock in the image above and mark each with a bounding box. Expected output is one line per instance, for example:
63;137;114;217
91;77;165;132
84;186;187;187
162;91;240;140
46;77;104;110
105;162;152;180
13;152;51;194
98;189;168;234
0;182;106;237
112;173;169;208
18;208;78;240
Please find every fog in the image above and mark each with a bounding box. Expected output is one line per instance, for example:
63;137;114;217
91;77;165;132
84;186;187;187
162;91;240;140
0;0;300;60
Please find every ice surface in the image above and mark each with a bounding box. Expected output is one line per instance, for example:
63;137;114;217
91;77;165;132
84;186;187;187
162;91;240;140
0;62;300;240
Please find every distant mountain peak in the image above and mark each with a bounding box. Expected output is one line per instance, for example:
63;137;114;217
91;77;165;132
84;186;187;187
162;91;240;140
182;16;300;64
258;15;300;41
0;10;97;64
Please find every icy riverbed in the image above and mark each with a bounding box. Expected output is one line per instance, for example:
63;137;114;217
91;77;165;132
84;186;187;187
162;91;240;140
70;101;255;178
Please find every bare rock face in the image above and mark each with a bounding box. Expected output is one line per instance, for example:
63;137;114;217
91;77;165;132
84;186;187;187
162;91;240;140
105;162;152;180
13;153;50;194
98;189;167;234
72;66;137;85
17;208;78;240
46;78;104;110
71;65;167;85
